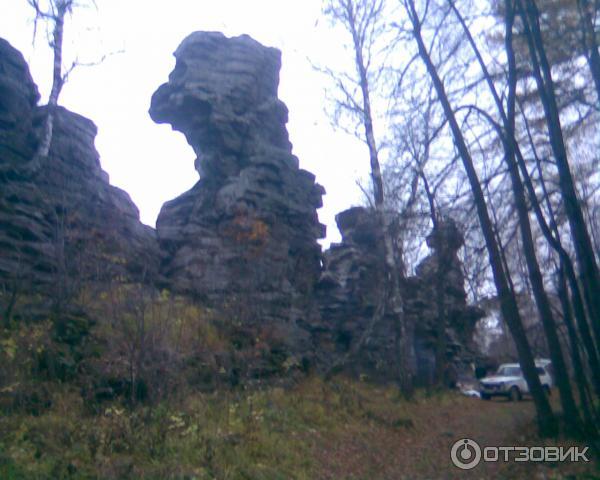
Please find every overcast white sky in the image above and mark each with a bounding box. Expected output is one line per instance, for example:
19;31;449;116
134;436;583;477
2;0;374;246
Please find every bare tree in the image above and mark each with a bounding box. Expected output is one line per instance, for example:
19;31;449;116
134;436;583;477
388;82;462;385
447;0;583;436
322;0;417;394
27;0;111;167
27;0;73;164
517;0;600;334
400;0;558;436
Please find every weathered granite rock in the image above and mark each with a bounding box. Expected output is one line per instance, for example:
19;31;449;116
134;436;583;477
33;105;161;282
0;38;39;165
312;207;396;377
0;38;159;292
149;32;326;372
314;208;483;384
409;219;485;384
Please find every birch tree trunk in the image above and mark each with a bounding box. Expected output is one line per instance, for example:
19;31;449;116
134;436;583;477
323;0;416;394
30;1;69;167
348;0;416;394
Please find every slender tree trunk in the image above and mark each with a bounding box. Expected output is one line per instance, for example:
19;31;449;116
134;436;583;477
421;176;450;387
323;0;416;393
349;8;416;394
405;0;557;436
434;248;451;386
504;0;582;435
557;265;598;437
30;2;67;169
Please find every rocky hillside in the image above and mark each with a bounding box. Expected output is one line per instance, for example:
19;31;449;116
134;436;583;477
0;32;483;388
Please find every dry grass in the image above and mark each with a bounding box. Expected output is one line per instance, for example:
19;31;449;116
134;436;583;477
0;376;597;479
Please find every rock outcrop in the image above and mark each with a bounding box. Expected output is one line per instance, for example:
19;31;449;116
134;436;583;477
1;33;483;387
34;106;160;281
311;207;397;378
409;219;484;384
0;38;159;293
314;208;484;384
149;32;326;372
0;38;54;284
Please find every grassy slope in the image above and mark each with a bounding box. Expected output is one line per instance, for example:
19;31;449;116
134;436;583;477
0;377;597;479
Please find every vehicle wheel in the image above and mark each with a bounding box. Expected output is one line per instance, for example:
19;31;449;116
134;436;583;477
543;385;551;396
481;393;490;400
509;386;522;402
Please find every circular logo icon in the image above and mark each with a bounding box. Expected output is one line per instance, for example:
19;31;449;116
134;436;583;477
451;438;482;470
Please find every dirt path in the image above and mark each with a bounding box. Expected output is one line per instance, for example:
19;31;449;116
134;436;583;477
311;392;597;479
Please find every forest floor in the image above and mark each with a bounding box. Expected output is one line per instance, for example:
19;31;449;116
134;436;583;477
309;384;597;479
0;376;597;479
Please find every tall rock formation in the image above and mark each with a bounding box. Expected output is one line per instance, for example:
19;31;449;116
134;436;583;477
409;219;484;384
314;208;484;384
0;38;159;296
149;32;326;369
312;207;397;378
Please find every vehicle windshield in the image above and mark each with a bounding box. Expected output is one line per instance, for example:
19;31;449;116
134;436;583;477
497;366;521;377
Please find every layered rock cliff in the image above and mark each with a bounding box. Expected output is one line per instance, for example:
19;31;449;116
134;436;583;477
0;38;159;294
311;207;397;378
149;32;326;368
0;38;54;284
